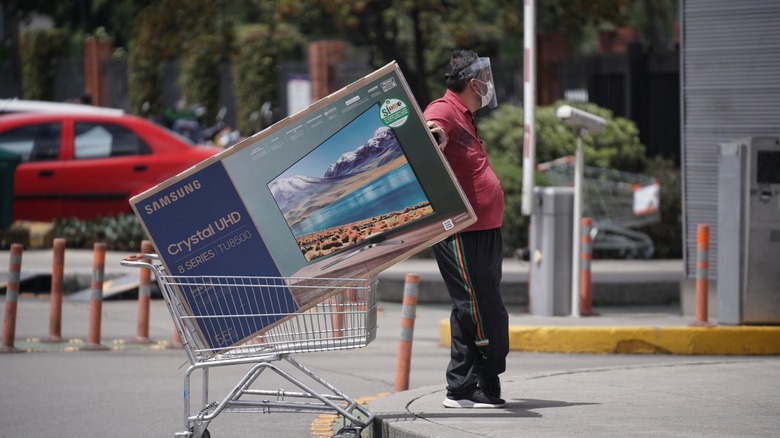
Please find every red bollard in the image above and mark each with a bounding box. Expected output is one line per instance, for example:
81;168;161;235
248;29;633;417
394;274;419;392
135;240;153;344
1;244;23;352
580;218;598;316
47;238;66;342
86;243;109;349
691;224;714;327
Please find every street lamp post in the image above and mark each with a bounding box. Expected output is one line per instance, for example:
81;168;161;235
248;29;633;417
555;105;606;317
571;129;585;317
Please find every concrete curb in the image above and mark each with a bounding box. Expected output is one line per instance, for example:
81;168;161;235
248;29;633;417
439;320;780;355
366;386;446;438
0;338;177;354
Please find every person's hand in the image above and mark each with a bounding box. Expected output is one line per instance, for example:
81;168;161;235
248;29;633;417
427;121;448;150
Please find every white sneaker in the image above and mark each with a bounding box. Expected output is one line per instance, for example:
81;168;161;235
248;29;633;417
442;388;505;408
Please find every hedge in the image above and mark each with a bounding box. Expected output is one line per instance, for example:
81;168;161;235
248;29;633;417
478;102;681;258
20;29;69;100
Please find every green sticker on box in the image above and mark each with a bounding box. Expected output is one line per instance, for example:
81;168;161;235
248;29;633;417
380;98;409;128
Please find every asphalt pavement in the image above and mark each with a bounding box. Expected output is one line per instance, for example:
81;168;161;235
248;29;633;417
1;249;779;437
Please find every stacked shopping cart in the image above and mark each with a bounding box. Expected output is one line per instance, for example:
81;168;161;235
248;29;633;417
538;156;661;258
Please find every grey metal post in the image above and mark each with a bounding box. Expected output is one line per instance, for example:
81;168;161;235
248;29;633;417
571;132;584;317
529;187;574;316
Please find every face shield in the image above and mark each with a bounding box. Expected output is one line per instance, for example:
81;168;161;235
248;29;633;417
459;57;497;109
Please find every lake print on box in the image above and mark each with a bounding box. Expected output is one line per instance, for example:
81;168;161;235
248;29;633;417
268;103;434;263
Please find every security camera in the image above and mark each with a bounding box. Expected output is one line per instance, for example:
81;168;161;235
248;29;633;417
556;105;606;134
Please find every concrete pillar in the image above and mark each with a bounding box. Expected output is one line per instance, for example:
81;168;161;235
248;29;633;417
83;38;113;106
308;41;345;101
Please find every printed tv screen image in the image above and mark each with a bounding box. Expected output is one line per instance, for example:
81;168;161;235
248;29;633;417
267;104;434;263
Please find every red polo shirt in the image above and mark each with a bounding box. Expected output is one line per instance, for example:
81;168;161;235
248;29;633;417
424;90;504;232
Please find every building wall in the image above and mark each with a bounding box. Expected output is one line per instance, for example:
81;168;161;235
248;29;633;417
680;0;780;278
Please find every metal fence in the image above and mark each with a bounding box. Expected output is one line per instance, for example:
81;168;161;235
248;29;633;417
560;47;680;161
53;56;84;102
103;57;128;111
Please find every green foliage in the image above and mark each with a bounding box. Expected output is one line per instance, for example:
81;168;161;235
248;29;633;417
624;0;678;50
477;102;680;258
479;101;647;170
90;0;148;49
231;24;305;135
280;0;500;106
128;0;224;116
537;0;629;32
19;29;69;100
488;150;529;255
54;215;147;252
127;5;167;116
127;47;163;116
181;35;224;123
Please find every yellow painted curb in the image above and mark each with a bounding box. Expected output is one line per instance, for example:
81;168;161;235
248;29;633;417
439;319;780;355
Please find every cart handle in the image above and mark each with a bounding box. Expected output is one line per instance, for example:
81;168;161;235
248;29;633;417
120;253;159;269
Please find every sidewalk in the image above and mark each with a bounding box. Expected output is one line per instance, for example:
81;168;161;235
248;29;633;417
366;359;780;438
2;249;780;438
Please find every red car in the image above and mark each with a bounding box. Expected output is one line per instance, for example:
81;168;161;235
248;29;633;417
0;111;221;221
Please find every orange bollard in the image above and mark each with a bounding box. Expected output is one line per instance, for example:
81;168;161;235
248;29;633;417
526;223;532;311
47;238;66;342
331;293;345;339
135;240;153;343
1;244;23;352
86;243;108;349
692;224;713;327
580;218;598;316
173;328;184;347
394;274;419;392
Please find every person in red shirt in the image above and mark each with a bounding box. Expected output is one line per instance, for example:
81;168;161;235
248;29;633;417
424;49;509;409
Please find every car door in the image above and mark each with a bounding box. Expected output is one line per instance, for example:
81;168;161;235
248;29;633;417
60;120;155;219
0;121;67;220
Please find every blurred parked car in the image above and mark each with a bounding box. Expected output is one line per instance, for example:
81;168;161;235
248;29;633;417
0;98;125;116
0;111;221;221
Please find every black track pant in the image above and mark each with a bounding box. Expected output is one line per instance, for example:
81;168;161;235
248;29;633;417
432;228;509;396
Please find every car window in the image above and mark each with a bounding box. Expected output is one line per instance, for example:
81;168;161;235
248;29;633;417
0;123;62;162
74;122;151;159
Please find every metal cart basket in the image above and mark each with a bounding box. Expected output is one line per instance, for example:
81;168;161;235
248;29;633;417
538;156;661;258
121;253;377;438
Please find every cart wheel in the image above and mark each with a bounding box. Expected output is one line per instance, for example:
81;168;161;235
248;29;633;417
191;428;211;438
332;426;361;438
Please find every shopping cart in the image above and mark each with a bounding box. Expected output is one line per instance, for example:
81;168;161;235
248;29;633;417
121;253;377;438
538;156;661;258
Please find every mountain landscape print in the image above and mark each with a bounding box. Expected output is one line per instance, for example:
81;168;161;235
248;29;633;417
268;106;433;262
